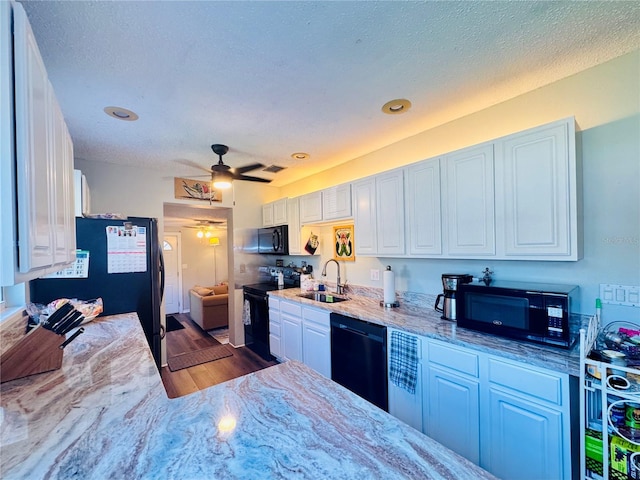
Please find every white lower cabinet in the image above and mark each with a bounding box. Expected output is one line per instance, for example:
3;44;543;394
301;306;331;378
481;356;571;480
387;332;574;480
268;298;331;378
280;300;303;362
426;365;481;464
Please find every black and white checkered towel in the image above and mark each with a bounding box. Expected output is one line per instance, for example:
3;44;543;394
389;330;419;394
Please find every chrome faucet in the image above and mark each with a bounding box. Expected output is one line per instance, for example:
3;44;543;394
321;259;344;295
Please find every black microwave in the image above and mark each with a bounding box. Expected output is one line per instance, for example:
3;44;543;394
457;281;579;349
258;225;289;255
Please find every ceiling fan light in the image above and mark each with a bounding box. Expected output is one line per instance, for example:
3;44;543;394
213;170;233;189
196;230;204;238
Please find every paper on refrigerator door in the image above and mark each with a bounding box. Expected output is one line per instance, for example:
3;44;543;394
106;225;147;273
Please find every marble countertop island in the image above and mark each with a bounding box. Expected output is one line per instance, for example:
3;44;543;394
268;288;583;376
1;313;495;479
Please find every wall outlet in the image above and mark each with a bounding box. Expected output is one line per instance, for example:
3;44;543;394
370;269;380;281
600;284;640;307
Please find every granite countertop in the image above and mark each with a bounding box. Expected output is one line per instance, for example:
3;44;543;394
0;313;496;479
268;288;582;377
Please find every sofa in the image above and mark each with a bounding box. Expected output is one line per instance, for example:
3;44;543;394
189;284;229;331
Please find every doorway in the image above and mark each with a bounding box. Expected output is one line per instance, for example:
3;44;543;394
163;233;182;314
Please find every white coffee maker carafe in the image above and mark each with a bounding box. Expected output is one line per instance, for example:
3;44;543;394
434;274;473;320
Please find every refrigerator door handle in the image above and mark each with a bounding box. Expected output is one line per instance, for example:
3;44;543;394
159;249;166;302
159;323;166;340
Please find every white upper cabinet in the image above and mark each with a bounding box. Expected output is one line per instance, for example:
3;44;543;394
1;2;75;285
287;197;301;255
322;184;352;220
50;91;76;266
353;170;404;256
262;198;287;227
495;118;580;260
352;177;377;255
442;143;496;256
376;170;405;255
405;158;442;255
299;191;323;224
14;3;54;272
297;184;352;225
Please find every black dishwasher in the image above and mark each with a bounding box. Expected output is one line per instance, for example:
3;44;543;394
330;313;388;411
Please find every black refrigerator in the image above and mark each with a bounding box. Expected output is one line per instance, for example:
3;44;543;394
30;217;164;369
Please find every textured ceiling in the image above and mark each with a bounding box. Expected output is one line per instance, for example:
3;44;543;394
19;0;640;187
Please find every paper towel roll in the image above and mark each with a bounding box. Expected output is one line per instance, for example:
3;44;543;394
383;266;396;304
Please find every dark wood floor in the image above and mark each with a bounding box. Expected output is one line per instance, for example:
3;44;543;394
160;313;278;399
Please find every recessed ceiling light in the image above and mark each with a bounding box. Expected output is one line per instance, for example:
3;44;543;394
104;106;139;121
291;152;310;160
381;99;411;115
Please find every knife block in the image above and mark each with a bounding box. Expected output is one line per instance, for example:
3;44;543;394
0;326;65;383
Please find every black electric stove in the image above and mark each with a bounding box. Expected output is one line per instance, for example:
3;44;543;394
243;268;300;360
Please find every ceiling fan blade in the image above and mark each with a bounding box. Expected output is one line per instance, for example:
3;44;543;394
233;174;272;183
175;159;212;174
233;163;264;175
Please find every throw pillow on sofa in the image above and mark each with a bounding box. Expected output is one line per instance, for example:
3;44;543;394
193;286;213;296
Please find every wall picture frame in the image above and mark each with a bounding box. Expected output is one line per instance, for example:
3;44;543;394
174;177;222;203
333;225;355;262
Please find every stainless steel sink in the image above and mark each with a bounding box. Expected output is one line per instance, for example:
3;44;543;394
297;292;349;303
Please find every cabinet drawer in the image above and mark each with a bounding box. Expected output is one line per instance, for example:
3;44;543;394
302;306;329;327
428;341;479;377
280;300;302;317
268;296;279;310
269;321;281;337
488;358;562;405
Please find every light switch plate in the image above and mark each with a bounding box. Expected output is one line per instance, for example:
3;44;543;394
600;284;640;307
370;269;380;281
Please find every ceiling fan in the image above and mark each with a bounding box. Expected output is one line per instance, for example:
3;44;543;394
208;144;271;188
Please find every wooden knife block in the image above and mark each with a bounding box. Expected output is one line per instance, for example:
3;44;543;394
0;326;65;383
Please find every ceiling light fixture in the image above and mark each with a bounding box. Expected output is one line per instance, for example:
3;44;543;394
381;98;411;115
104;106;139;121
291;152;310;161
213;172;233;189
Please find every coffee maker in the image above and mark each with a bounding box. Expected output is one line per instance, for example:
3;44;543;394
434;274;473;321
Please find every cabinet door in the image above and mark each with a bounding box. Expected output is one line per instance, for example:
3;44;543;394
262;203;274;227
376;170;405;255
352;178;377;255
287;197;301;255
302;322;330;378
443;144;495;256
272;198;288;226
299;191;323;224
497;120;575;258
50;92;75;265
425;365;480;464
483;387;564;480
323;184;352;220
14;4;54;272
406;158;442;255
281;313;303;362
302;306;331;377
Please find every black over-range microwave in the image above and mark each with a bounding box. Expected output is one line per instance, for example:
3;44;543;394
258;225;289;255
457;281;579;349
